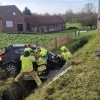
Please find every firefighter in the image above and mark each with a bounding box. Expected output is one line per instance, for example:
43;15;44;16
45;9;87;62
35;47;41;59
37;51;48;76
14;48;42;87
35;47;48;60
24;47;32;53
60;46;72;62
25;47;38;71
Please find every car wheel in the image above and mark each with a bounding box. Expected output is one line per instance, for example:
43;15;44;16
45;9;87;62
5;63;17;77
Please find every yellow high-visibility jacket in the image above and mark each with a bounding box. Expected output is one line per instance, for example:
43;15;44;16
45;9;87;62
61;51;72;61
20;55;36;72
35;48;47;59
37;57;47;72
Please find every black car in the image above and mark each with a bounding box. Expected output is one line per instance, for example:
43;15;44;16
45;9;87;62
0;44;66;79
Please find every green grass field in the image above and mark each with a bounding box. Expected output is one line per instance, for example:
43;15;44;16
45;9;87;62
0;32;69;48
66;23;82;29
26;31;100;100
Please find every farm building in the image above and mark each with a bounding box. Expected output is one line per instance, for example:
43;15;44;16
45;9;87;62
0;5;66;33
25;15;66;33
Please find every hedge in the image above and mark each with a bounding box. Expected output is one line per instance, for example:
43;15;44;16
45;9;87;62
68;36;89;53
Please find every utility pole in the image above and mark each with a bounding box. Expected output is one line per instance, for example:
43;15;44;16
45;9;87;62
97;0;100;34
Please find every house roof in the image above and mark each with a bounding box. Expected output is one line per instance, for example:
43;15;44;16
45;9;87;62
0;5;15;18
25;15;65;27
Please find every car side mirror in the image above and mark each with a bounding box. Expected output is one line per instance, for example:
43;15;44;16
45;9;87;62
52;56;55;59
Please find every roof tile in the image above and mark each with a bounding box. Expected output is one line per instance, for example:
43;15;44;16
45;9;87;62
0;5;15;17
25;15;65;27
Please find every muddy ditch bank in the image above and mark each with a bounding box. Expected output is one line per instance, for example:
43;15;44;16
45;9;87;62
1;79;46;100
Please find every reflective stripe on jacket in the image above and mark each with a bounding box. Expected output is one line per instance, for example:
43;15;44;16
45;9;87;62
37;57;47;72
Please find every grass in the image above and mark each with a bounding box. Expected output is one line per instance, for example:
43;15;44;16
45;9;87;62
26;30;100;100
0;32;70;48
64;23;88;35
0;81;6;98
66;23;82;29
53;30;96;54
0;26;87;49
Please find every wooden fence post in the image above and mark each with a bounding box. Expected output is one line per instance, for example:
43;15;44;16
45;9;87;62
55;37;57;48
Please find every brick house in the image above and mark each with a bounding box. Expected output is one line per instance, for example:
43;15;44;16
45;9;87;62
0;5;26;33
25;15;66;33
0;5;66;33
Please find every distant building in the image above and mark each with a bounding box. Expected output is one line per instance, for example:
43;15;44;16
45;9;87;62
0;5;66;33
25;15;66;33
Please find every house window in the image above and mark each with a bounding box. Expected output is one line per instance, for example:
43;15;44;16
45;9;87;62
13;12;16;15
6;21;13;27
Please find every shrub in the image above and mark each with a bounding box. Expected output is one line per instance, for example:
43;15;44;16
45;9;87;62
68;36;89;53
67;27;79;30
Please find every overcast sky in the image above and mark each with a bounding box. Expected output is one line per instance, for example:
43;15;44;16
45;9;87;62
0;0;98;14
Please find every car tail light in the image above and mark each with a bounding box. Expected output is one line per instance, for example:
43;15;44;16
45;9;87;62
24;44;32;47
1;54;6;60
28;44;31;47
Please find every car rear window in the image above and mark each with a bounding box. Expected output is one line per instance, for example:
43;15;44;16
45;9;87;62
15;47;36;55
14;47;24;55
20;48;24;54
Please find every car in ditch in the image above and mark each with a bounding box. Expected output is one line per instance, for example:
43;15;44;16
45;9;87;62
0;44;66;80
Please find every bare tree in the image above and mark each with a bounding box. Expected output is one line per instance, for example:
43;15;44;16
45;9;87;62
44;13;51;16
32;13;39;16
80;3;97;29
64;9;74;22
82;3;96;13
